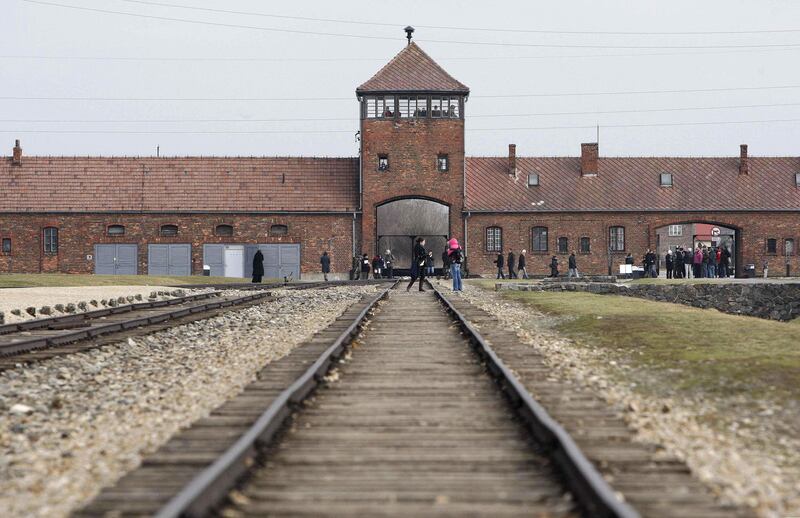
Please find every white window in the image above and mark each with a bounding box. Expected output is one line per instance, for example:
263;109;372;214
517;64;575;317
527;173;539;186
796;172;800;186
660;173;673;187
668;225;683;237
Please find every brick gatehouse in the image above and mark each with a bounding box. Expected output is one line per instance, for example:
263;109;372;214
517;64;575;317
2;42;799;278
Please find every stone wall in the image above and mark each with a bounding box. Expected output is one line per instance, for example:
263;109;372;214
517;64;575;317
499;281;800;321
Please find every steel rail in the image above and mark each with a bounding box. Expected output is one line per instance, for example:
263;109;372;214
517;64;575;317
430;282;640;518
154;281;397;518
0;292;271;357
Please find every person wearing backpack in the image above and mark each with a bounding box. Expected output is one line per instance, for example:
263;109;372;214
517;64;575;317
447;238;463;291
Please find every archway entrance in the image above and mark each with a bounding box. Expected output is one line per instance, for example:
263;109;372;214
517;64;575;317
376;198;449;275
655;223;741;278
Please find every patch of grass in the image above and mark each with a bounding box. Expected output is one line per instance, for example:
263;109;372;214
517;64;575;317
471;280;800;403
0;274;276;288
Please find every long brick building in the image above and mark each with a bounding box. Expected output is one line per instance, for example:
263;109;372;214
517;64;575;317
2;42;799;278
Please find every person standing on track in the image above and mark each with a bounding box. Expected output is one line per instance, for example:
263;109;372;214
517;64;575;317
252;249;264;283
407;237;428;292
320;251;331;282
447;238;463;291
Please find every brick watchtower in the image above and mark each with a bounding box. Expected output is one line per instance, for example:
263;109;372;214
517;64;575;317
356;38;469;269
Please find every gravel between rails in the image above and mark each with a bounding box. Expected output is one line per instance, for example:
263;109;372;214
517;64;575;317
0;285;380;518
446;281;800;518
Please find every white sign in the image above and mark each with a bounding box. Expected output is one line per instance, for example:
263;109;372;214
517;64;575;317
711;227;721;236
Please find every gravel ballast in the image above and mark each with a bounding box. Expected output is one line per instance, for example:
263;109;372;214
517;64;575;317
448;280;799;518
0;285;379;518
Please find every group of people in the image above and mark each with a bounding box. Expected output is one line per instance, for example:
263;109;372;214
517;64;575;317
352;251;396;280
630;245;732;278
406;237;464;292
493;250;580;279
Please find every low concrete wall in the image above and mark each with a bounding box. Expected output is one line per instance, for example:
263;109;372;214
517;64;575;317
498;282;800;321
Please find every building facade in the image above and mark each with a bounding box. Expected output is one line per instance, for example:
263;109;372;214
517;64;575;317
2;42;800;278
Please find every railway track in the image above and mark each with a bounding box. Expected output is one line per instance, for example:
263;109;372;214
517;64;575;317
0;280;390;370
74;279;750;517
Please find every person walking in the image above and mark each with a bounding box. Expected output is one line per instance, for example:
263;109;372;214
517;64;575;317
371;254;384;279
320;251;331;281
507;251;516;279
518;250;528;279
762;257;769;279
568;251;579;279
252;249;264;283
441;249;451;280
407;237;428;292
447;238;463;291
665;250;674;279
643;249;653;277
384;249;394;279
494;252;505;279
360;253;371;280
549;255;559;277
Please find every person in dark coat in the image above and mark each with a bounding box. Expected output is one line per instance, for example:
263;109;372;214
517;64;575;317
360;253;371;280
507;251;516;279
384;249;394;279
568;251;578;278
407;237;428;292
371;254;384;279
320;251;331;282
494;252;505;279
625;253;634;265
441;249;451;280
549;256;559;277
252;249;264;283
665;250;674;279
518;250;528;279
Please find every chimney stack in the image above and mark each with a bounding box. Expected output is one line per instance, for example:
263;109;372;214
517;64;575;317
581;142;598;176
12;139;22;166
739;144;749;175
508;143;517;177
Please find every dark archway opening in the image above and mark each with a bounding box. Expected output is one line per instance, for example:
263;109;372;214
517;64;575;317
376;197;450;276
655;222;742;278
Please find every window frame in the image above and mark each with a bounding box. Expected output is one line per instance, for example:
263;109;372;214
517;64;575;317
377;154;389;172
527;173;539;187
660;172;673;187
557;236;569;254
270;224;289;236
107;224;125;236
43;227;59;254
159;224;179;236
215;224;234;237
609;226;625;252
764;238;777;254
668;224;683;237
579;237;591;254
485;226;502;253
1;238;10;254
531;226;549;253
785;238;795;256
795;172;800;187
437;154;449;172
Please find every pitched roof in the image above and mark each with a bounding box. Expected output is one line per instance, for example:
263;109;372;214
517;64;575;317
0;157;359;213
466;156;800;212
356;42;469;95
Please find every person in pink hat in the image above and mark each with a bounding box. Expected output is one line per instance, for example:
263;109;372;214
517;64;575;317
447;238;464;291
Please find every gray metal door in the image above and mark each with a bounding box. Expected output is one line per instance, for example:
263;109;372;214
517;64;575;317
203;244;225;277
279;244;300;279
95;244;138;275
263;245;280;279
149;244;191;276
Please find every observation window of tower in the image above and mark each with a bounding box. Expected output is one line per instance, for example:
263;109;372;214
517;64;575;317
437;154;449;172
443;97;460;118
365;96;395;118
378;155;389;172
431;97;443;117
399;96;427;118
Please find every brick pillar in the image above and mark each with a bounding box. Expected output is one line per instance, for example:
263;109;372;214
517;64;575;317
581;143;598;176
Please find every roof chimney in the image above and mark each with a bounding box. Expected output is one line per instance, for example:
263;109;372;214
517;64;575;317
12;139;22;166
739;144;749;175
508;143;517;177
581;142;598;176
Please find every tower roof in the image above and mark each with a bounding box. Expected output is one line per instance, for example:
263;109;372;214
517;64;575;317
356;42;469;95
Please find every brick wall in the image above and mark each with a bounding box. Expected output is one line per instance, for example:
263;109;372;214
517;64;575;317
360;117;465;256
466;211;800;277
0;213;357;276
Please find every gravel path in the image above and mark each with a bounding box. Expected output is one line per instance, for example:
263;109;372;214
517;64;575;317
0;285;190;323
444;280;799;518
0;285;379;518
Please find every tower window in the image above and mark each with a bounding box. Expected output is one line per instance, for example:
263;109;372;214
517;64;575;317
215;224;234;237
365;96;395;118
431;97;443;117
160;224;179;236
378;155;389;172
443;97;460;118
398;96;427;118
437;154;448;172
107;224;125;236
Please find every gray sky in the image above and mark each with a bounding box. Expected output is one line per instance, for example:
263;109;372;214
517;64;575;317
3;0;800;158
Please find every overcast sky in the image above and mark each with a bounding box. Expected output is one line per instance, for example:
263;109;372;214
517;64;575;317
3;0;800;158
